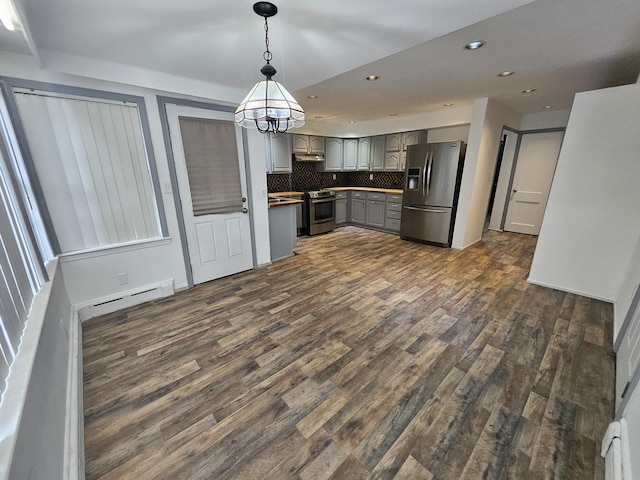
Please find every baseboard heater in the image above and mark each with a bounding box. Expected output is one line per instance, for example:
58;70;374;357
602;419;631;480
77;280;174;321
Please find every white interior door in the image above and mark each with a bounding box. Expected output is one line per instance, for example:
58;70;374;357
504;131;564;235
166;105;253;284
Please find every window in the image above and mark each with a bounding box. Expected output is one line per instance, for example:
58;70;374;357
178;116;243;215
0;121;42;402
13;89;164;254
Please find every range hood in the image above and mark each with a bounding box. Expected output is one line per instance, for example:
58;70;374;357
294;153;325;162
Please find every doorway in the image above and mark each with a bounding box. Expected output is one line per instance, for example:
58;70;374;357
487;129;519;231
165;104;254;285
503;130;564;235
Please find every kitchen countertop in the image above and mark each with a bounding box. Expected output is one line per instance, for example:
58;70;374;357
331;186;403;195
269;192;304;197
267;193;304;208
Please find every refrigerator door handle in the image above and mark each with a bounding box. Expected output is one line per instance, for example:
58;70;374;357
422;155;428;197
426;152;433;197
403;206;448;214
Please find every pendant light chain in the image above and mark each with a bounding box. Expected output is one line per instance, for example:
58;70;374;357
234;2;305;134
263;16;272;64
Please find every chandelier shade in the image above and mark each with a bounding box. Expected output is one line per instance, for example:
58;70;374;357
234;2;305;134
234;78;305;133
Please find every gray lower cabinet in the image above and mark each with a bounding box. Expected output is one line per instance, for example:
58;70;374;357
366;192;386;228
351;191;366;224
335;191;348;225
385;194;403;232
269;204;297;261
340;190;403;233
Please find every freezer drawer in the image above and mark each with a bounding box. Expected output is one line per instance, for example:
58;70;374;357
400;205;452;246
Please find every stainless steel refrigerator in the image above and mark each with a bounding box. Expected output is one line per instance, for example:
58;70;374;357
400;141;466;247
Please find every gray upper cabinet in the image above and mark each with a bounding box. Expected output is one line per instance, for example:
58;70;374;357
384;151;401;171
294;130;425;172
357;137;371;170
371;136;385;171
309;136;325;154
383;130;426;171
324;137;344;171
343;138;358;171
401;131;424;150
385;133;402;152
400;130;426;170
292;134;325;154
266;133;291;173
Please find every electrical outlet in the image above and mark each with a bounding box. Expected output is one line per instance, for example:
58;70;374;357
118;272;128;285
332;173;336;180
369;173;374;181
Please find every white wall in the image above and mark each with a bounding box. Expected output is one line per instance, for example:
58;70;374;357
519;108;571;130
529;83;640;302
452;98;521;249
297;105;474;138
0;261;74;480
426;124;470;143
0;50;272;307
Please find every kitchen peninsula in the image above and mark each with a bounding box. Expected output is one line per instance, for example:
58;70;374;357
267;193;303;261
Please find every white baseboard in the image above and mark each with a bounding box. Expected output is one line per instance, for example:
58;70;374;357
77;280;175;321
526;277;614;303
63;309;84;480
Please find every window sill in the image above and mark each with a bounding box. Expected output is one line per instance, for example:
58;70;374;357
58;237;173;263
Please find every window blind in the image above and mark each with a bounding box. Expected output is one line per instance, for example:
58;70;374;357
178;116;243;216
14;92;161;253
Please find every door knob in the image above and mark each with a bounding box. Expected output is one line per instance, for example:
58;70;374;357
242;207;248;213
512;189;518;194
242;197;247;203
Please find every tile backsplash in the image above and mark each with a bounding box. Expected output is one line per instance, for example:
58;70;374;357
267;161;404;192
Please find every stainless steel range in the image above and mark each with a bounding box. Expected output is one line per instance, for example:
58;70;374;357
304;189;337;236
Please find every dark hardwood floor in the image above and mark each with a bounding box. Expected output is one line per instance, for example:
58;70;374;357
82;227;615;479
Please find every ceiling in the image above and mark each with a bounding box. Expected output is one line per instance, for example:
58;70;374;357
2;0;640;125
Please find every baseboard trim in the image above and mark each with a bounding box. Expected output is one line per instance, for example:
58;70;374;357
527;277;614;303
63;308;84;480
77;280;175;321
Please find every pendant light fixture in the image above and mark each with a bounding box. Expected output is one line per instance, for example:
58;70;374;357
235;2;305;134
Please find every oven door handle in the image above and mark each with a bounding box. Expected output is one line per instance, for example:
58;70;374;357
310;198;336;204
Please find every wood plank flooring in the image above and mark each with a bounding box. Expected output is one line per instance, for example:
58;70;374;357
82;227;615;480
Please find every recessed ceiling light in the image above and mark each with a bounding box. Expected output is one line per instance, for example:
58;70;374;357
543;105;553;109
522;89;536;94
307;95;318;99
443;103;454;107
366;75;379;81
314;115;323;119
389;113;398;116
464;41;486;50
348;121;356;124
497;71;515;77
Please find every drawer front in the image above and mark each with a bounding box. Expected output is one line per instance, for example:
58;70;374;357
367;192;386;201
386;210;402;220
385;217;401;231
335;191;348;199
387;194;403;203
387;202;402;212
352;191;366;199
